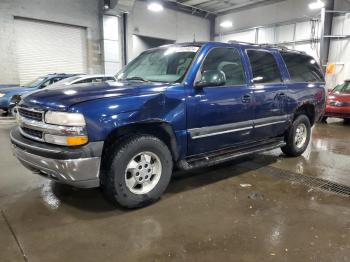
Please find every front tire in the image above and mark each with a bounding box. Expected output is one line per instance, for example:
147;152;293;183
101;135;173;208
281;115;311;157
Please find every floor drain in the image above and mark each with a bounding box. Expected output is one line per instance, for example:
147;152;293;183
240;162;350;197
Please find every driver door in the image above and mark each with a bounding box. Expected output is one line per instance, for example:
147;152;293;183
186;47;255;156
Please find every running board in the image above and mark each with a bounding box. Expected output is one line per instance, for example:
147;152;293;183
178;138;286;170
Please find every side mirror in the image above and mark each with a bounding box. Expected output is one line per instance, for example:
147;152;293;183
195;70;226;88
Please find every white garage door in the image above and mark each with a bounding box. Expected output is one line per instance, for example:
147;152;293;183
14;18;88;85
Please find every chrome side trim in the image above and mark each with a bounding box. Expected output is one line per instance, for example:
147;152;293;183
189;120;253;140
192;126;253;139
253;115;291;128
254;120;287;128
188;115;291;139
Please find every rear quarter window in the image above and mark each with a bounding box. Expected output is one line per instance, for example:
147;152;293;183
247;50;282;84
281;52;324;83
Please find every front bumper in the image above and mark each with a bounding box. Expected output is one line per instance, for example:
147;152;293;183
11;127;104;188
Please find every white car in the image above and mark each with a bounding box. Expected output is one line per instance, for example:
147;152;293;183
50;74;117;87
10;75;117;115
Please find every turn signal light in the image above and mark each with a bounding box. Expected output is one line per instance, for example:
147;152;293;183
66;136;89;146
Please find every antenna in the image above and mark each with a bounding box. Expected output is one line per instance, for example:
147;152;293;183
193;33;196;43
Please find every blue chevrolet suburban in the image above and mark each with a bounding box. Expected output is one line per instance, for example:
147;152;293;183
10;42;326;208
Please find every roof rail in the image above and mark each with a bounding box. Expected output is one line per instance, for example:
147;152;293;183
228;40;258;46
228;40;306;54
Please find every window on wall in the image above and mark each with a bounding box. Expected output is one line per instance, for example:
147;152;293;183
281;52;324;83
247;50;282;84
201;48;245;86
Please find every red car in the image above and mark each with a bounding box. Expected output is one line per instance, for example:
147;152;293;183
323;80;350;122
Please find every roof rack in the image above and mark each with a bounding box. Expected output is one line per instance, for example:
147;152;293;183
227;40;306;54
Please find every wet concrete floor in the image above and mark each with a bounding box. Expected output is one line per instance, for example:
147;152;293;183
0;119;349;261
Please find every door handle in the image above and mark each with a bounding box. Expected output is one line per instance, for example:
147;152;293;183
242;94;252;103
279;92;286;97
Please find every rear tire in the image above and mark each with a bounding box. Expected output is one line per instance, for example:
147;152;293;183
281;115;311;157
101;135;173;208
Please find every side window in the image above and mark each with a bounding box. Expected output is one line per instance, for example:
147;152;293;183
75;78;93;84
40;79;52;88
51;77;62;83
281;52;324;83
201;48;245;86
247;50;282;84
104;77;116;82
91;77;104;83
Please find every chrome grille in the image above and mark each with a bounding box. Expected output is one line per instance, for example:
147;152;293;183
18;107;43;122
21;127;43;139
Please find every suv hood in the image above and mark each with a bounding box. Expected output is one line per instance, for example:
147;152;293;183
20;82;169;111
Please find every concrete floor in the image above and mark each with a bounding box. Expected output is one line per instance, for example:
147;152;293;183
0;119;349;262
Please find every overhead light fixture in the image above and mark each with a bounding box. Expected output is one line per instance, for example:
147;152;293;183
309;0;325;10
220;21;233;28
104;0;110;10
148;2;164;12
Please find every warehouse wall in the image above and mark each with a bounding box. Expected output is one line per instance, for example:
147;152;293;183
327;14;350;88
215;0;350;88
127;0;211;60
0;0;103;85
215;0;320;34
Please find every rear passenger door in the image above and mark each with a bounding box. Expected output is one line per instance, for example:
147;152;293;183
246;49;289;140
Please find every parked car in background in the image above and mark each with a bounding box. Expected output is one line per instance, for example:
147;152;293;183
8;75;117;115
323;80;350;122
0;73;79;114
0;85;17;88
11;42;325;208
48;74;117;88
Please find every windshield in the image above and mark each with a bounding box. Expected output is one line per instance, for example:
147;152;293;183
24;77;47;88
333;82;350;94
116;46;200;83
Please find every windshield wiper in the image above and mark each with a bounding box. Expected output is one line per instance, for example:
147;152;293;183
124;76;150;82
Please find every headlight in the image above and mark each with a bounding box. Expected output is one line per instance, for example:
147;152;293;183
0;93;5;98
45;111;86;126
43;111;87;146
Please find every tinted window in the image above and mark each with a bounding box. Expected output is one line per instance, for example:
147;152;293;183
201;48;245;86
281;53;324;83
247;50;282;84
104;77;115;82
75;78;93;84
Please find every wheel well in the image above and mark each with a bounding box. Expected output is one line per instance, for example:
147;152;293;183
294;104;316;126
102;122;179;163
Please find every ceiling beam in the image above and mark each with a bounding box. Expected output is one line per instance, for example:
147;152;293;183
181;0;212;6
215;0;285;14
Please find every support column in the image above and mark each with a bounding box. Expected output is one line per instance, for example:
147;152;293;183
320;0;335;68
